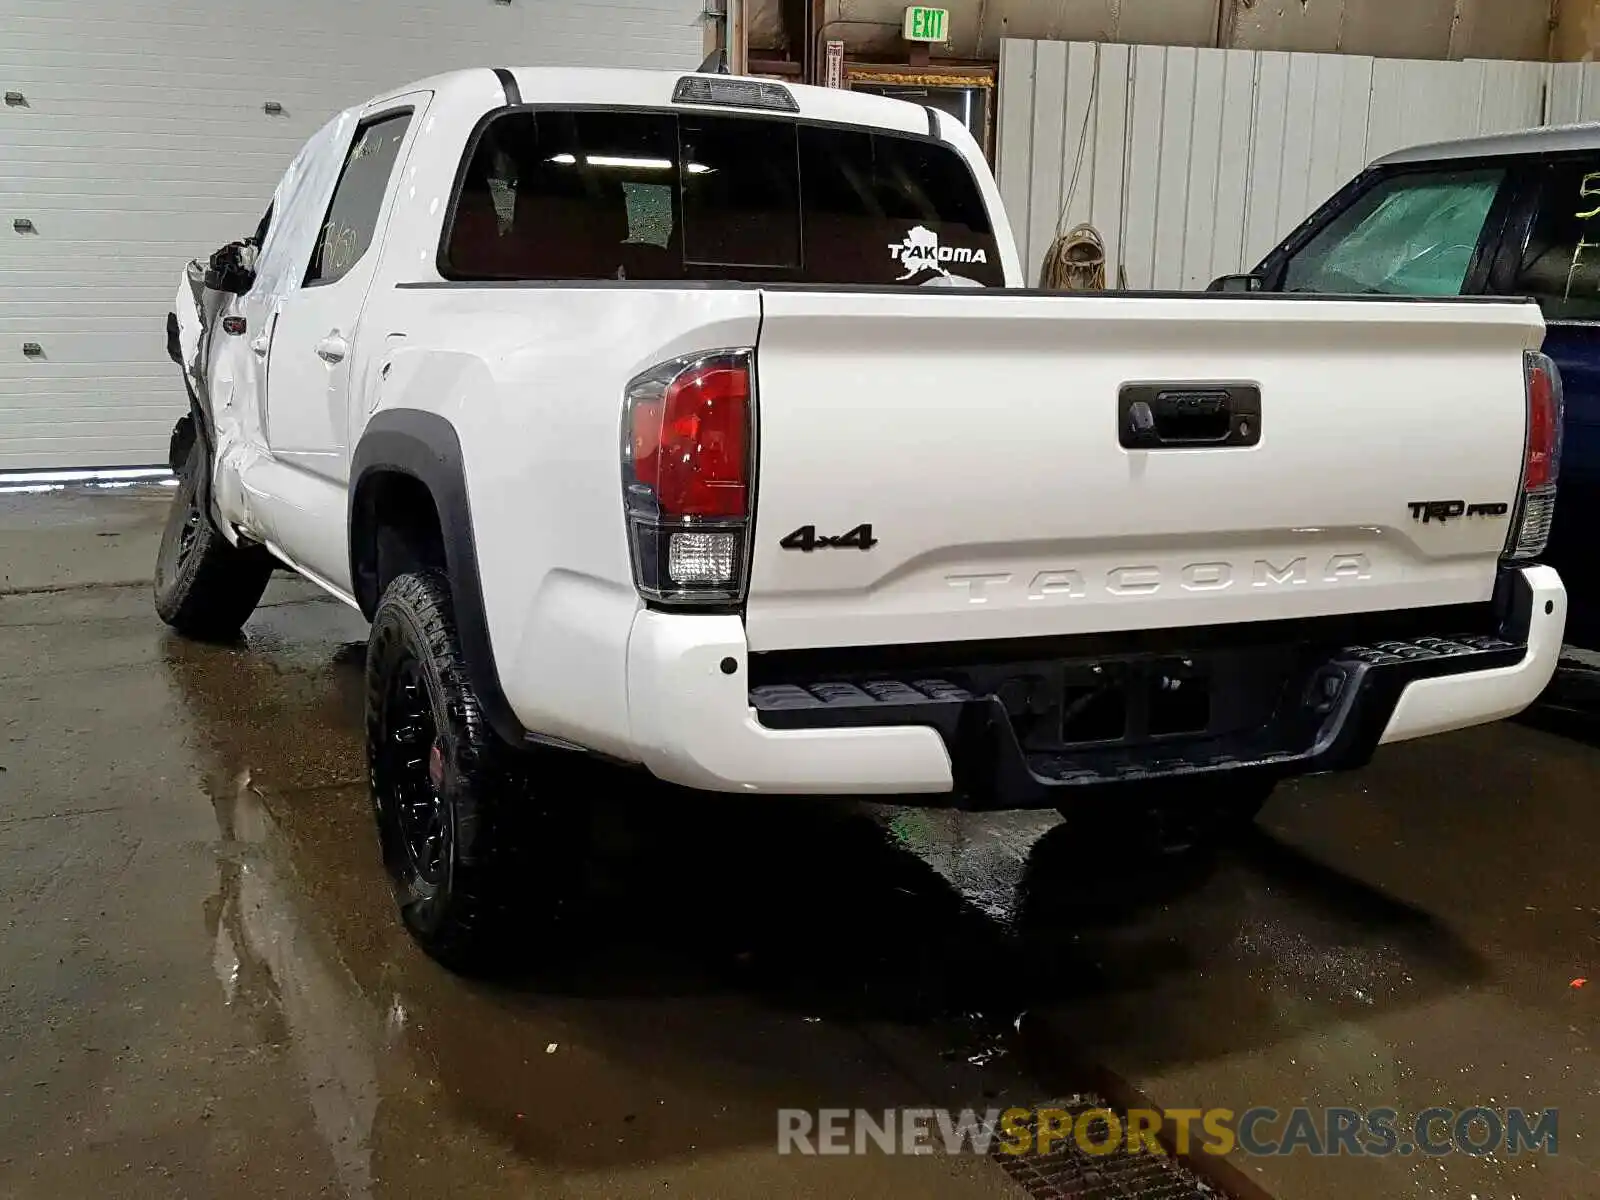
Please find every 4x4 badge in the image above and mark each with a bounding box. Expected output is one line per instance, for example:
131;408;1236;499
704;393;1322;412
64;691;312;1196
779;524;878;552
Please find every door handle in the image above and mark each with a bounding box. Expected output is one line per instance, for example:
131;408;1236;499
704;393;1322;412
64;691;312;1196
250;334;269;358
315;333;348;364
1118;384;1262;449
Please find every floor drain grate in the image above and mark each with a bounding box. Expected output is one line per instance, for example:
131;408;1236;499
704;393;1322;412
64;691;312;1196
990;1098;1230;1200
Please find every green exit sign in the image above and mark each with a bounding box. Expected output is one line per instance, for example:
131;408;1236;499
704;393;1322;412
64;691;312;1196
902;5;949;42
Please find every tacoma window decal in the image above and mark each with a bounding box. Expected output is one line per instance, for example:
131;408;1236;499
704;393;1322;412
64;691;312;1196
889;224;989;285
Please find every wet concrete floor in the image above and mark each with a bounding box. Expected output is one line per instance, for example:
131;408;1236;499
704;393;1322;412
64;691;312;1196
1;485;1598;1198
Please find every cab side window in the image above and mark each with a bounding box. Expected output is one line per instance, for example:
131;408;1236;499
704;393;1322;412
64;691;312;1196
304;110;413;287
1512;158;1600;321
1280;167;1505;296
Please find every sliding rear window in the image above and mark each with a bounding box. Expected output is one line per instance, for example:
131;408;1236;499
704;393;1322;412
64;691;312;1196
440;108;1003;287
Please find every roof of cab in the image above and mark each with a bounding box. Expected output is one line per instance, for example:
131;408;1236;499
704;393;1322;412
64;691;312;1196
1370;121;1600;168
363;66;935;139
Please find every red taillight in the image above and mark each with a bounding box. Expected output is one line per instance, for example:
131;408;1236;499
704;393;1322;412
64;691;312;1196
1524;357;1558;491
622;350;756;605
1507;351;1563;561
630;361;749;517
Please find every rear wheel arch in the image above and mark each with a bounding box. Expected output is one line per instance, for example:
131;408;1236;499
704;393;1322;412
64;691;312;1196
350;410;527;746
350;468;447;615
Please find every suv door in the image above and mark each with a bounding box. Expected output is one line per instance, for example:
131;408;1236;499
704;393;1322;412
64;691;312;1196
1489;153;1600;640
265;100;424;482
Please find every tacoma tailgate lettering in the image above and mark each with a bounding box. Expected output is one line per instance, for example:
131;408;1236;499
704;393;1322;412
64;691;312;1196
948;555;1369;604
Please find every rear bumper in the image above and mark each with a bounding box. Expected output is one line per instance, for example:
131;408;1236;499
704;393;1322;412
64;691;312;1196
624;565;1564;804
1378;564;1563;744
625;609;955;795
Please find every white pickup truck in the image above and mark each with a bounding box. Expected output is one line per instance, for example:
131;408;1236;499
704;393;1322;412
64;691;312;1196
161;66;1567;970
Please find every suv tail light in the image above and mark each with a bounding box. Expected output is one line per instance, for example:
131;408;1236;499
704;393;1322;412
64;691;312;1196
622;350;755;604
1506;350;1564;561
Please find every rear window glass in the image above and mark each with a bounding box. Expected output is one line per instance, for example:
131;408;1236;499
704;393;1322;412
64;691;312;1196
441;109;1003;287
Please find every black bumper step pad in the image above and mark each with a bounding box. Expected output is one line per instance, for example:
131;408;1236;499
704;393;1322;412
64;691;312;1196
747;631;1528;806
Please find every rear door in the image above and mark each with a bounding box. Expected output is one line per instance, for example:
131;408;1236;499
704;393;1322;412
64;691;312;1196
265;100;423;482
1486;152;1600;633
1488;152;1600;487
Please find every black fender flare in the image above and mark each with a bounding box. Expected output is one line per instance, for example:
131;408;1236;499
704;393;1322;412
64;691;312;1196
349;410;529;747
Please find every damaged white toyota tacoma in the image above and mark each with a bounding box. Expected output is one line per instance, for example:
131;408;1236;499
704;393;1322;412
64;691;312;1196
160;66;1567;970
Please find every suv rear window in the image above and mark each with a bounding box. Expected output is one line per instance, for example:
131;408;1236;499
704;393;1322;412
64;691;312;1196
441;109;1003;287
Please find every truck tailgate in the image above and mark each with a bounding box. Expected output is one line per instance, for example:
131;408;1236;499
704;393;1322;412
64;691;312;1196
745;290;1544;653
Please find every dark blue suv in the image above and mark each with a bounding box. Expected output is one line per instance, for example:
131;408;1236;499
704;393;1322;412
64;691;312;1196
1229;126;1600;645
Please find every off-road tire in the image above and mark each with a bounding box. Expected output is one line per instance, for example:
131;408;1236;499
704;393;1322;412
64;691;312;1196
153;439;274;639
366;570;572;974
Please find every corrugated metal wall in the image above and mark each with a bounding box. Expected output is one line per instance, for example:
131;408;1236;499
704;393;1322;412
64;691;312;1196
1549;61;1600;120
0;0;704;470
996;40;1600;290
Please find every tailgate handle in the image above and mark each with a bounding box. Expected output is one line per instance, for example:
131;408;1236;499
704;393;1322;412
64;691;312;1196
1119;383;1261;450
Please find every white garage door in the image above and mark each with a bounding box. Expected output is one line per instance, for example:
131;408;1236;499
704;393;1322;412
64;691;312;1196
0;0;704;470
